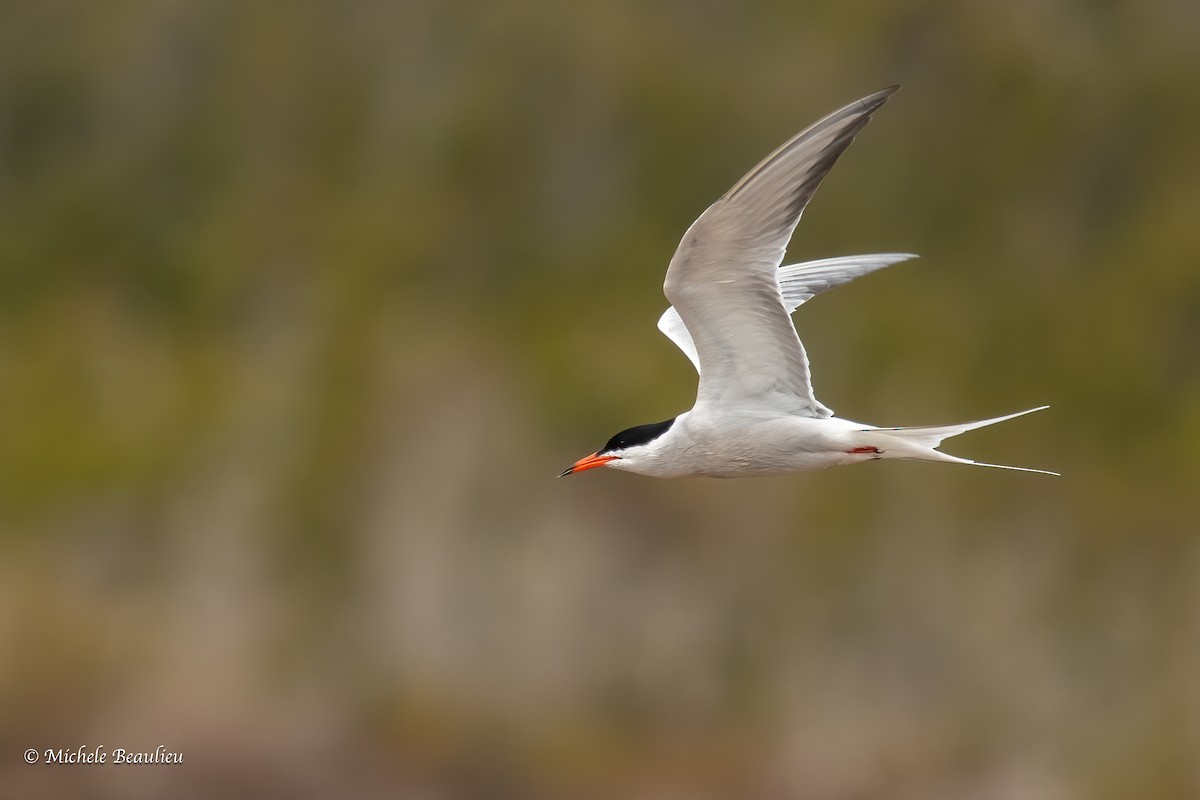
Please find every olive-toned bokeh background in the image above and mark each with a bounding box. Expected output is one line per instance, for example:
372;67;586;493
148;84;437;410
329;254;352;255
2;2;1198;798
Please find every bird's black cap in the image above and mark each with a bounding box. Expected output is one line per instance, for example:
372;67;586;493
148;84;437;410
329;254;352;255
598;417;676;455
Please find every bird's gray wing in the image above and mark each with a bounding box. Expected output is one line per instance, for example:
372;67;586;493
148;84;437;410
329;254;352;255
661;87;899;417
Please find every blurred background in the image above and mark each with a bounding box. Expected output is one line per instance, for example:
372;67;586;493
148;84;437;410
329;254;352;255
1;1;1198;798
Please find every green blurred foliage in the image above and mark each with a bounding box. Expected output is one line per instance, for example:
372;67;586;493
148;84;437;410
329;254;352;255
1;0;1198;798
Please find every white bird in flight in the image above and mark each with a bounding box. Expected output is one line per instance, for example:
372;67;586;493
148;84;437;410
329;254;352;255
562;86;1057;479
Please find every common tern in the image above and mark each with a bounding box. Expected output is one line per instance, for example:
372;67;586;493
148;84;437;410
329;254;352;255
562;86;1056;478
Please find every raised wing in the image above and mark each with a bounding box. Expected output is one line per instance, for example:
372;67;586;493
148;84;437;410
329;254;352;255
662;87;898;417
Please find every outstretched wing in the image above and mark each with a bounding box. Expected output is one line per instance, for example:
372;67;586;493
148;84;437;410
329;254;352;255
662;87;898;417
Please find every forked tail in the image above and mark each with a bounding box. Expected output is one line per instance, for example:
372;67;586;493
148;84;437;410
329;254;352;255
866;405;1058;475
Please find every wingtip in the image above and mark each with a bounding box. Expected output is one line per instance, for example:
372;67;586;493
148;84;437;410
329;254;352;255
848;87;900;121
862;85;901;108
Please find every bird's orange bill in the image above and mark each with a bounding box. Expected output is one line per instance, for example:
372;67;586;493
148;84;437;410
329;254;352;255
559;452;616;477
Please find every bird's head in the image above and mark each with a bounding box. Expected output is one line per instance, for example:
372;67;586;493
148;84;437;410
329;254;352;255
559;417;677;477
